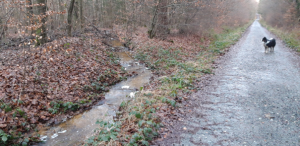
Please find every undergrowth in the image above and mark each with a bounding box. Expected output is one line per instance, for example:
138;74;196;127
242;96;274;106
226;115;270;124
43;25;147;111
260;20;300;51
86;22;252;146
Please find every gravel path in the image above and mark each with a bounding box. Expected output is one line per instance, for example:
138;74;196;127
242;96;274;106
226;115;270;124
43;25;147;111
156;21;300;146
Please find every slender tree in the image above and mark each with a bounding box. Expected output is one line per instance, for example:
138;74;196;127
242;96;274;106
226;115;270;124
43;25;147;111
157;0;169;35
80;0;84;31
26;0;33;36
67;0;76;36
36;0;47;45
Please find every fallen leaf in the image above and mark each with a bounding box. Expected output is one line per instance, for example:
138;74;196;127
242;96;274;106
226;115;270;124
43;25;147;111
0;91;5;100
0;124;7;128
30;118;38;124
31;99;38;105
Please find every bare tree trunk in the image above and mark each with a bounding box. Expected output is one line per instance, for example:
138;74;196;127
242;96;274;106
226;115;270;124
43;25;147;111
80;0;84;31
73;1;80;31
0;8;13;42
0;5;4;41
148;0;169;38
67;0;76;36
36;0;47;45
157;0;169;36
0;17;3;41
110;0;113;27
296;0;300;17
148;1;159;38
74;1;79;20
95;0;100;25
58;0;65;23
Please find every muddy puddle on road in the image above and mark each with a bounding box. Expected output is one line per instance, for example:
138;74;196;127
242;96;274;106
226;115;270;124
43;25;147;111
38;52;152;146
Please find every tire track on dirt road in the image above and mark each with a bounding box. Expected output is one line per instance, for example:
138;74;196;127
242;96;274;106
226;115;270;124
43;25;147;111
155;21;300;146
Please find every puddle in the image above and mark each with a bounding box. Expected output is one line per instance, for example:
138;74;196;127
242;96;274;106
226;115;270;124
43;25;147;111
111;40;123;47
38;51;151;146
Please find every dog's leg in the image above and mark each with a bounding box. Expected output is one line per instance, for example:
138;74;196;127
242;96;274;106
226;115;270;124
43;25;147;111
265;47;268;53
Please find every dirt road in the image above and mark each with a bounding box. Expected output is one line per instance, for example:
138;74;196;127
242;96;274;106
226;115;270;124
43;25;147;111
156;21;300;146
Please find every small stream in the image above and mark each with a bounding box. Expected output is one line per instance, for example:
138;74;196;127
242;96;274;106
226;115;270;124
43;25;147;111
38;51;152;146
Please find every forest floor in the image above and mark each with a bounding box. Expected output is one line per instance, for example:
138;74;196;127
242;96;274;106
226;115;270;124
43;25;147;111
0;31;133;145
154;21;300;145
0;22;251;145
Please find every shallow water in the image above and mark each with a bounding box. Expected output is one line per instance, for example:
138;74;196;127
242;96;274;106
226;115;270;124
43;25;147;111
38;51;151;146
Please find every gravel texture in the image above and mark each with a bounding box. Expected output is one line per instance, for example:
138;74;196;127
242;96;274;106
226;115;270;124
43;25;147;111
155;21;300;146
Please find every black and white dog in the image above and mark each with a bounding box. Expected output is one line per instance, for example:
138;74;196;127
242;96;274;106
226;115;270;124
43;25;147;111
262;37;276;53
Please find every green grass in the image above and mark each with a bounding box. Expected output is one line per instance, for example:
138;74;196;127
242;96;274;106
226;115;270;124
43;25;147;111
260;20;300;52
208;24;248;53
